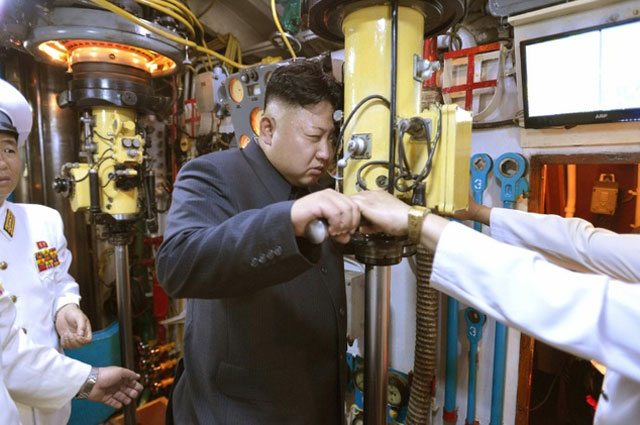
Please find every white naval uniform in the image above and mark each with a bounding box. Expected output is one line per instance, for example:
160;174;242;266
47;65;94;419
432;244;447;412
0;286;90;425
430;208;640;425
0;201;83;425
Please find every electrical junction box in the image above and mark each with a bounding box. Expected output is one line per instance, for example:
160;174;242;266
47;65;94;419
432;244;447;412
590;173;618;216
194;67;227;113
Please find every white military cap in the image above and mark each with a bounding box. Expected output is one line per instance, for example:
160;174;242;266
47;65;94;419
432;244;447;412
0;79;32;148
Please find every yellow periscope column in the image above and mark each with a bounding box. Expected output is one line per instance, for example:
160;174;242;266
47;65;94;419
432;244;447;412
93;107;144;217
342;5;424;195
342;3;472;215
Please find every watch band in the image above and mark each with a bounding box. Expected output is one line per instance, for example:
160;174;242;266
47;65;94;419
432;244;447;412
408;206;429;244
76;367;99;400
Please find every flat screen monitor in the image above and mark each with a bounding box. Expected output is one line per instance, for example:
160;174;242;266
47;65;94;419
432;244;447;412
520;18;640;128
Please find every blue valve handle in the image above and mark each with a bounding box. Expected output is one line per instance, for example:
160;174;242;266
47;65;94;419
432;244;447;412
465;308;486;425
445;154;492;424
490;152;529;425
493;153;528;209
470;153;493;232
465;154;492;425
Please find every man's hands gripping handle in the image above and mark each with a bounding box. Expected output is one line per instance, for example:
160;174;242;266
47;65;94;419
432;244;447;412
292;189;360;244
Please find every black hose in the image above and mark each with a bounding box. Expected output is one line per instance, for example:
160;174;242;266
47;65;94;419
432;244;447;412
472;118;518;129
336;94;390;155
388;1;398;194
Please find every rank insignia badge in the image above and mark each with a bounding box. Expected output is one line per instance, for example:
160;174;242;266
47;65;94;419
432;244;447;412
35;247;60;272
3;209;15;238
36;241;48;250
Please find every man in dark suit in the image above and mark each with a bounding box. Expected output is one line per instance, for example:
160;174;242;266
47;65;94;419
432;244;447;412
156;60;359;424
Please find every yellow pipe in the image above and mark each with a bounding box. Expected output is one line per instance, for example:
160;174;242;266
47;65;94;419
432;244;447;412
145;0;215;69
88;0;247;69
342;5;423;195
270;0;297;58
565;164;576;218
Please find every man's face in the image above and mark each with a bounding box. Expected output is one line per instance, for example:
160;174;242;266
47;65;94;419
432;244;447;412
0;133;21;202
260;99;335;187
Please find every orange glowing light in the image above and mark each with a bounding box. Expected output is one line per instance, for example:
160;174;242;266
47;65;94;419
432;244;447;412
229;78;244;103
239;135;251;148
37;40;177;76
250;107;263;136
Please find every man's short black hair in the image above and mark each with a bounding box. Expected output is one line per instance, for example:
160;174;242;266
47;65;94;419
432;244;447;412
264;60;343;112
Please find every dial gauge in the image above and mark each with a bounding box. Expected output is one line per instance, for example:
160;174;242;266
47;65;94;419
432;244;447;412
229;78;244;103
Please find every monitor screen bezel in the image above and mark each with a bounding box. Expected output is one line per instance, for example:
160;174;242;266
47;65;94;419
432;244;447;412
520;17;640;129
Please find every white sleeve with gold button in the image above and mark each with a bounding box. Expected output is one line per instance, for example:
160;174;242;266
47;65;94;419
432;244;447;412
47;209;82;317
0;288;90;410
0;288;21;425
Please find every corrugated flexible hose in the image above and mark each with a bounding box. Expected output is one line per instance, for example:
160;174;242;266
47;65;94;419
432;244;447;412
406;247;439;425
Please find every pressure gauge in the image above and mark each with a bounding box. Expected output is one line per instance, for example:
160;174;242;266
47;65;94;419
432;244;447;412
239;134;251;148
353;367;364;392
229;78;244;103
250;107;263;136
388;384;403;407
387;373;409;408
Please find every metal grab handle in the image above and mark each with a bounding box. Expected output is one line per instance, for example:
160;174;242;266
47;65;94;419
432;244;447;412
304;219;328;244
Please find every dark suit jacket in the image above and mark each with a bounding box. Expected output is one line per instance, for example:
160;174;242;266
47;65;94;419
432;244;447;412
156;141;347;425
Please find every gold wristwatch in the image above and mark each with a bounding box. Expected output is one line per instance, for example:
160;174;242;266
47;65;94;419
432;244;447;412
408;206;429;244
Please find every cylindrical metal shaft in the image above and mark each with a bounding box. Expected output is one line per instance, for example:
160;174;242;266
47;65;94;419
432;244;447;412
365;265;390;425
115;244;136;425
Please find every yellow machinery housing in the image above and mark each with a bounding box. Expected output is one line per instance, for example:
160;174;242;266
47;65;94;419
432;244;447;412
342;5;471;214
69;107;144;216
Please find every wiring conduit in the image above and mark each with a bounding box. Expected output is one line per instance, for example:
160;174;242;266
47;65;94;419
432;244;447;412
270;0;297;58
88;0;247;69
